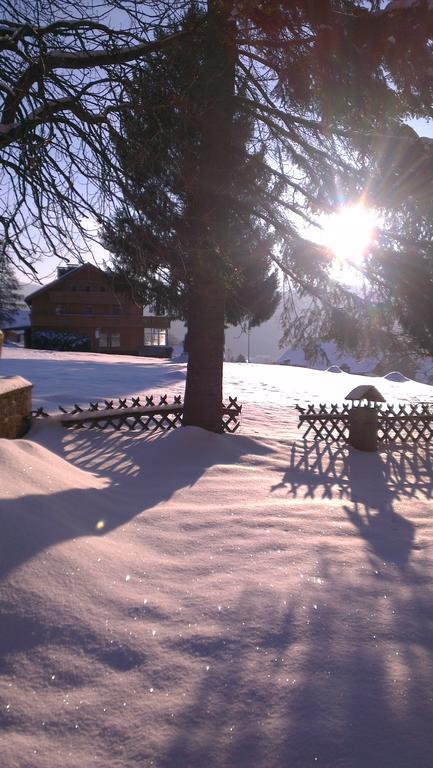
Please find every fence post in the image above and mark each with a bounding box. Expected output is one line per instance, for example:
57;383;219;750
348;405;378;452
345;385;386;452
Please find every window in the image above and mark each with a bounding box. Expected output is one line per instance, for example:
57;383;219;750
143;304;166;316
84;306;93;315
144;328;167;346
112;304;121;315
99;332;120;349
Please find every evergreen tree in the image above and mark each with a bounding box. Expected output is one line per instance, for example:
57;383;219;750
280;119;433;369
0;250;19;326
103;4;280;331
359;126;433;359
106;0;433;430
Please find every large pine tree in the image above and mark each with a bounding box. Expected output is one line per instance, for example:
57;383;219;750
108;0;433;431
3;1;433;428
103;5;280;332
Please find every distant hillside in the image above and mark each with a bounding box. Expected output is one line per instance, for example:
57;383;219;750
170;305;285;364
278;342;433;385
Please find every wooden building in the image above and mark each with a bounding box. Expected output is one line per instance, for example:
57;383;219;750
26;264;171;357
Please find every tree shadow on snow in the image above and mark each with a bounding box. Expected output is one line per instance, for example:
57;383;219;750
270;440;433;569
158;581;433;768
0;425;271;578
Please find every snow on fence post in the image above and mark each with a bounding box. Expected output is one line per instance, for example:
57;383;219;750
345;385;386;452
33;394;242;433
0;376;33;438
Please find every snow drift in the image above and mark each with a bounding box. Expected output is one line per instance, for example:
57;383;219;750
2;348;433;767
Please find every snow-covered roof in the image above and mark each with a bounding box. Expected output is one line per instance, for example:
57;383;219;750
345;384;386;402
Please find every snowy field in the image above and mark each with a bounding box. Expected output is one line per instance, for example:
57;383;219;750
2;347;433;767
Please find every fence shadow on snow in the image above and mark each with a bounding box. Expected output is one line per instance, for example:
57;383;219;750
271;440;433;570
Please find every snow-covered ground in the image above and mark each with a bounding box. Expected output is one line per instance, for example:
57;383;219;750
2;347;433;768
3;346;433;440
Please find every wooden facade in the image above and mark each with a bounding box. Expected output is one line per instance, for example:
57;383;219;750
26;264;171;356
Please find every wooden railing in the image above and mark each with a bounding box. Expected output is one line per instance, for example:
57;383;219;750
33;395;242;434
296;402;433;444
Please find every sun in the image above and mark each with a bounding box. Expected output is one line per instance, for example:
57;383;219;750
321;204;377;267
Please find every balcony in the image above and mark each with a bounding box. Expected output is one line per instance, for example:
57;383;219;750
31;313;170;329
32;314;142;328
48;290;120;305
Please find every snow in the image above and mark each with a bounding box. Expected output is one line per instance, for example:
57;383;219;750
345;384;386;402
2;347;433;767
3;346;433;439
278;341;386;377
384;371;411;382
277;340;433;382
0;374;32;396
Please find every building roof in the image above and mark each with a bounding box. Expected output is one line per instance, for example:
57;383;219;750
25;263;105;305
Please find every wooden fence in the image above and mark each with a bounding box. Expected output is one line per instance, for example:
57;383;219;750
296;402;433;444
33;394;242;434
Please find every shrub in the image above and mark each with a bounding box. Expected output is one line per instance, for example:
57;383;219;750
31;330;91;351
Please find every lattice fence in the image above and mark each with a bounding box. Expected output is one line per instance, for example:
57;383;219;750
296;402;433;444
32;394;242;434
296;403;351;441
377;402;433;443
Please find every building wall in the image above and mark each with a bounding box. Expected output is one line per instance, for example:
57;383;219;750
29;265;170;355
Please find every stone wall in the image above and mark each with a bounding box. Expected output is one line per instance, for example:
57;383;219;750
0;376;33;438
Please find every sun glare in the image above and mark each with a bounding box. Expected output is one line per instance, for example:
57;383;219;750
322;205;377;268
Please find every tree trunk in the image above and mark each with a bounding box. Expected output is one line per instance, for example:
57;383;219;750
183;269;226;432
183;0;235;433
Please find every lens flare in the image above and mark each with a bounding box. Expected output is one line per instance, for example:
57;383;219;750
322;205;377;267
